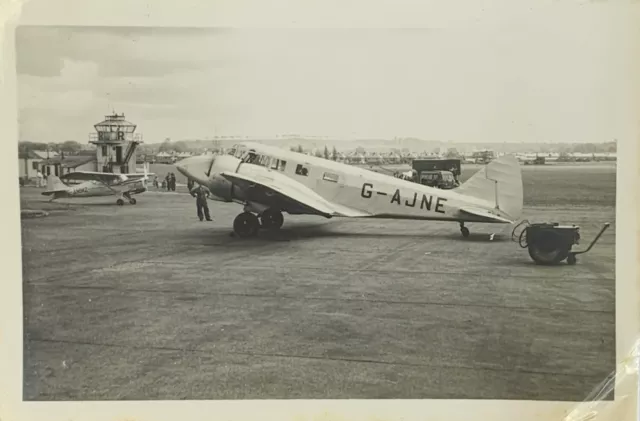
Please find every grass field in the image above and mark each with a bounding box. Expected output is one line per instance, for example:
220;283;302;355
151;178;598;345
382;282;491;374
20;162;616;401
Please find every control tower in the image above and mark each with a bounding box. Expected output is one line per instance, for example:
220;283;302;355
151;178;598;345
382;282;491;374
89;112;143;174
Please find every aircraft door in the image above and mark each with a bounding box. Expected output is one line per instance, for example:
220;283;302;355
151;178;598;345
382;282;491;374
315;171;344;202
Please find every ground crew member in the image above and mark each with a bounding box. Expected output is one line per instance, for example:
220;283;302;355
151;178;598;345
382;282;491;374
190;184;212;221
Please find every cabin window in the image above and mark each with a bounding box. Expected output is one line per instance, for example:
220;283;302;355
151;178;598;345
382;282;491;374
322;172;339;183
279;160;287;171
295;164;309;176
270;159;279;170
259;155;271;167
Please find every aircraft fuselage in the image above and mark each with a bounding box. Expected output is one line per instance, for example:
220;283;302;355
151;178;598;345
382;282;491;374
177;142;522;231
49;180;146;200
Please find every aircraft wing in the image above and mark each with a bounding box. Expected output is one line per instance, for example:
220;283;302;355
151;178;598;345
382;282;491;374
459;207;514;224
219;171;368;218
61;171;126;184
124;173;155;180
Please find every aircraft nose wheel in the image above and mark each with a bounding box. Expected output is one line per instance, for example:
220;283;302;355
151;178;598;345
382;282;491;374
233;212;260;238
116;199;124;206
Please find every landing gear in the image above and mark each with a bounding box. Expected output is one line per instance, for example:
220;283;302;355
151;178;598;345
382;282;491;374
460;222;470;238
233;212;260;238
231;208;285;238
116;198;124;206
260;209;284;230
129;198;137;205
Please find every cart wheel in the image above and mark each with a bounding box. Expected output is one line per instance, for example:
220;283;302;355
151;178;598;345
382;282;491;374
527;230;570;265
567;254;577;265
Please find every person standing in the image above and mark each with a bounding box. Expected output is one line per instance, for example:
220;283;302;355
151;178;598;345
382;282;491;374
170;172;176;191
36;170;43;188
190;184;212;221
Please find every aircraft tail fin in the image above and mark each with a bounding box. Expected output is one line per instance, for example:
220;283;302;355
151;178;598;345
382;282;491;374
41;175;68;196
143;162;148;185
456;155;523;221
46;175;67;192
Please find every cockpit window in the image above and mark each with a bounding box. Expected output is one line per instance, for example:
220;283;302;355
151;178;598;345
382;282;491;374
242;150;259;164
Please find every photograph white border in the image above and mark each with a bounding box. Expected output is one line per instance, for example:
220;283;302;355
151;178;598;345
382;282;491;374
1;1;638;420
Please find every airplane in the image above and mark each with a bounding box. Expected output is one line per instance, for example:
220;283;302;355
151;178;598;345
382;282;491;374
175;142;523;238
41;162;155;206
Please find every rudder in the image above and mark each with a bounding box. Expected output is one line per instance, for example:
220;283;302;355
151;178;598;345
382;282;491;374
456;155;523;221
46;175;68;192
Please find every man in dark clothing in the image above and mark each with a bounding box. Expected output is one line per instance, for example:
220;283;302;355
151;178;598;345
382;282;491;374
190;184;212;221
170;173;176;191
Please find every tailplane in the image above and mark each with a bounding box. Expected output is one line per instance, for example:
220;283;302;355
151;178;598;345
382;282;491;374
41;176;68;196
456;155;523;221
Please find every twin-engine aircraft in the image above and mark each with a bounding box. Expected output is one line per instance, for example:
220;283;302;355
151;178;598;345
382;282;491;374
42;163;154;206
176;142;523;238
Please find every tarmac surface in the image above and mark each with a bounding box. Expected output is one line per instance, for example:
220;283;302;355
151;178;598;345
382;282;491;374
20;164;616;401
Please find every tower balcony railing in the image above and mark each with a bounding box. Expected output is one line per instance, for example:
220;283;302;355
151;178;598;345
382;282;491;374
89;132;143;143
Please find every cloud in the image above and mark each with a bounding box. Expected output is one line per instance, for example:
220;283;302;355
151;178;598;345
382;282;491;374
16;22;634;143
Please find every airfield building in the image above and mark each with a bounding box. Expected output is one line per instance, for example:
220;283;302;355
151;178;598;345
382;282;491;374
89;112;143;174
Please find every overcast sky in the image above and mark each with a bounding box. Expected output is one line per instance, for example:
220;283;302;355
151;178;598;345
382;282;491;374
16;15;632;143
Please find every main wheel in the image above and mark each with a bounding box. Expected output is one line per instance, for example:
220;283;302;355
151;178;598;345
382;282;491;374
461;227;470;238
116;199;124;206
233;212;260;238
260;209;284;230
129;198;137;205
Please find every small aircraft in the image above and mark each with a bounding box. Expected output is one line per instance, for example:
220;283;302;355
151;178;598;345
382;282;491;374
176;142;523;238
42;163;154;205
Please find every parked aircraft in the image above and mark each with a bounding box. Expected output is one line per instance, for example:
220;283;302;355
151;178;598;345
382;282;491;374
42;163;154;205
176;142;523;238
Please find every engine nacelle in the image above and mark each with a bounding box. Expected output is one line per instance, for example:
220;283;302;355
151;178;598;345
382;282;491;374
176;153;247;203
204;154;245;203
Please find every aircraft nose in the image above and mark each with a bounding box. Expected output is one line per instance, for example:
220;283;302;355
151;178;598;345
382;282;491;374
176;155;215;184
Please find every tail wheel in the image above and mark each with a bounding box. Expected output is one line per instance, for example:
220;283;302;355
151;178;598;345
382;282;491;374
116;199;124;206
233;212;260;238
